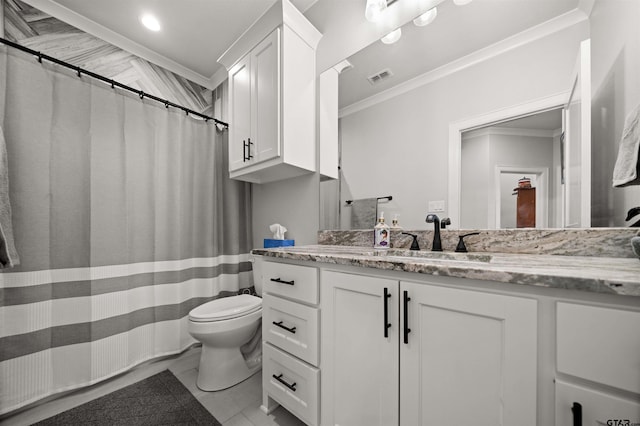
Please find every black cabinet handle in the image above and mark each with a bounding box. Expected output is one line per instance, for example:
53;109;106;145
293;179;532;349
270;277;295;285
247;137;253;159
273;320;296;334
403;290;411;344
273;374;296;392
383;287;391;338
571;402;582;426
243;140;247;162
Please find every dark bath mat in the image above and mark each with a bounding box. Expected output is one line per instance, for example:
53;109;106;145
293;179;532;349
33;370;221;425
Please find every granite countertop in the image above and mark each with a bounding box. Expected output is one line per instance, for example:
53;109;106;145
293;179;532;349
251;245;640;297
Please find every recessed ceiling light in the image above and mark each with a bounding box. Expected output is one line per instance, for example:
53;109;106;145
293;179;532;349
413;7;437;27
381;28;402;44
140;14;161;32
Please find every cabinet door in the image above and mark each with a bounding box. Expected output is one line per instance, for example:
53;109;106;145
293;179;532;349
228;54;252;171
321;271;399;426
400;281;537;426
251;29;280;163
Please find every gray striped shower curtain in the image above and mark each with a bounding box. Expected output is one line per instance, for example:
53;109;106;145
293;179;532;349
0;46;253;414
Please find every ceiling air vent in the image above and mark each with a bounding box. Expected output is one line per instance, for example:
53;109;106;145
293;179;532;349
367;68;393;85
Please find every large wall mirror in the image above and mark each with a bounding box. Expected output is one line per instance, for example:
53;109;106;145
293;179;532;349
319;0;640;231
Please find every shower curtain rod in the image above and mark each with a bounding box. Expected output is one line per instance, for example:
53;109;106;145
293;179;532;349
0;37;229;128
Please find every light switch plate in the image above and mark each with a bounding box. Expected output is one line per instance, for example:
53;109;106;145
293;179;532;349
429;200;445;212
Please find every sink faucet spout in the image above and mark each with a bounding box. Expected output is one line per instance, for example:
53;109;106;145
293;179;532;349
425;214;443;251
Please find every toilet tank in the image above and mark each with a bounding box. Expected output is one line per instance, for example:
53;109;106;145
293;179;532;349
251;255;263;296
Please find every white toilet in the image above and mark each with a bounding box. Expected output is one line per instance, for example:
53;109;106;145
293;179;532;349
187;257;263;391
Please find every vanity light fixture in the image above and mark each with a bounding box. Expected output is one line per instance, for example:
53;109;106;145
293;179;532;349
140;13;161;32
381;27;402;44
365;0;388;22
413;6;437;26
453;0;473;5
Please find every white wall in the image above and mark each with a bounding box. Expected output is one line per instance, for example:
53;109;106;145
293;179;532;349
461;130;556;229
252;173;319;248
590;0;640;226
340;22;589;230
460;134;490;229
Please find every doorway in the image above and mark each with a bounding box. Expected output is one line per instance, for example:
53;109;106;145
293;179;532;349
458;107;562;229
495;167;549;229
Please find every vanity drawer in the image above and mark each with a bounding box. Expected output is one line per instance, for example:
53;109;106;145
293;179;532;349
263;294;319;365
263;343;319;426
555;380;640;426
262;261;318;305
557;302;640;393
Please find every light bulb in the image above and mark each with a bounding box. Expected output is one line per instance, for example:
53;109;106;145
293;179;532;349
381;27;402;44
140;14;161;31
365;0;387;22
413;7;437;26
453;0;473;5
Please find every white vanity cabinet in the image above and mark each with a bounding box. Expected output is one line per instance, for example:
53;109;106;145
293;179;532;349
555;302;640;425
320;270;538;426
260;260;320;426
220;0;321;184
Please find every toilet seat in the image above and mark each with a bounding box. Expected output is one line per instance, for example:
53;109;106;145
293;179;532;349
189;294;262;322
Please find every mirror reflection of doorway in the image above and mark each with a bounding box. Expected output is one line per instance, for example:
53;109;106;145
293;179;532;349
496;171;548;229
461;108;562;229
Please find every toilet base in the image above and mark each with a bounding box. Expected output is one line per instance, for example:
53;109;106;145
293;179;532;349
196;346;261;391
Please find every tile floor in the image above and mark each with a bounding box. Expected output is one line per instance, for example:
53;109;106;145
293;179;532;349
1;345;305;426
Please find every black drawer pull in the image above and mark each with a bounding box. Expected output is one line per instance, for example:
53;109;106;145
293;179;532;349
403;290;411;344
273;374;296;392
571;402;582;426
383;287;391;338
273;321;297;334
270;277;295;285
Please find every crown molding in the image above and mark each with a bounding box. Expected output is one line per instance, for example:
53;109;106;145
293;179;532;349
339;8;588;118
21;0;215;89
463;126;557;140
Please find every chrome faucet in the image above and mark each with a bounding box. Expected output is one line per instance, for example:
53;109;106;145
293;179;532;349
425;214;443;251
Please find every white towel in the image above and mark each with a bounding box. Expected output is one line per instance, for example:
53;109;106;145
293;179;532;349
612;104;640;187
0;125;19;268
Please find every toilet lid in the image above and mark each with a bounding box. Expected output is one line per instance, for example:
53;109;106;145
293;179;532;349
189;294;262;322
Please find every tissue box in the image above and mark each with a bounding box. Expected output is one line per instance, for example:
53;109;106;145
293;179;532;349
264;239;295;248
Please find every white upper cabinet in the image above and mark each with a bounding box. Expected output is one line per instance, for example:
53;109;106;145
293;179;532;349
219;0;321;184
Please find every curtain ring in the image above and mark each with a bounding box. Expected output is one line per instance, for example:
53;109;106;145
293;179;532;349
76;67;81;77
139;92;145;99
164;101;169;108
185;110;189;116
37;52;42;63
110;80;115;89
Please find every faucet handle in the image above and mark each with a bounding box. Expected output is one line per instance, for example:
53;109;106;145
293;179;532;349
455;232;480;253
440;217;451;229
401;232;420;251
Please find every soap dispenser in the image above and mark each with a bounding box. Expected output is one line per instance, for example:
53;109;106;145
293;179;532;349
391;214;403;230
374;212;390;249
